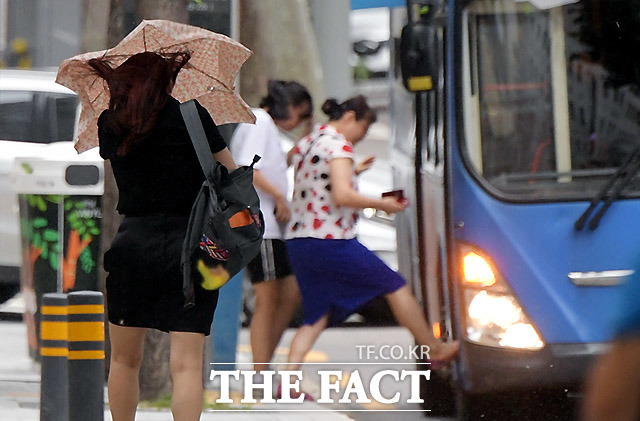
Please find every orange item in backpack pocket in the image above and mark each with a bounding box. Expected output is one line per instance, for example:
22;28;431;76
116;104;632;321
229;209;253;228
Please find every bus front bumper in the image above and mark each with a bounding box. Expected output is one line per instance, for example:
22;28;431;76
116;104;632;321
459;340;609;394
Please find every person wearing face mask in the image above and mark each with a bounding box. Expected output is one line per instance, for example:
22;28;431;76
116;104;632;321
230;80;313;376
282;96;459;396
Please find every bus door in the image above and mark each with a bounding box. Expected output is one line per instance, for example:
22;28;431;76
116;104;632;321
391;2;451;342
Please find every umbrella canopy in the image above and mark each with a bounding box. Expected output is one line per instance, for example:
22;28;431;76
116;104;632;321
56;20;255;153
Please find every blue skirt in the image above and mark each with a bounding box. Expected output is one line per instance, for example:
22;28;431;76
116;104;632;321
286;238;405;326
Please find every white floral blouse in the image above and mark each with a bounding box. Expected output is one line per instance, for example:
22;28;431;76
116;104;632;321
286;124;359;240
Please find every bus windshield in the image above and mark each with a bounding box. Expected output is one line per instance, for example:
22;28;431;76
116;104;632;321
461;0;640;199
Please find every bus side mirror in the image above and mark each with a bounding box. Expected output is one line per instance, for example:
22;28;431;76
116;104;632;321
399;20;439;92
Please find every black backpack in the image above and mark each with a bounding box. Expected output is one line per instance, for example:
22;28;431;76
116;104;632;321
180;100;264;308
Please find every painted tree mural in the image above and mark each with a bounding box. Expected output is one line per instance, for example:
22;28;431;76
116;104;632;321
64;198;100;290
20;194;101;292
21;195;61;278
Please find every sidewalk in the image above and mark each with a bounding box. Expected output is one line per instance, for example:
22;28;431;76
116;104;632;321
0;302;352;421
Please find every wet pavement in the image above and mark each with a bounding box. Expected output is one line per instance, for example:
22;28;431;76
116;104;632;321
0;315;353;421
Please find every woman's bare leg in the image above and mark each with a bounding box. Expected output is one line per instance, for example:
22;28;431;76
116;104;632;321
251;275;301;371
385;285;459;361
251;280;278;371
286;314;329;371
169;331;205;421
107;324;146;421
268;275;301;360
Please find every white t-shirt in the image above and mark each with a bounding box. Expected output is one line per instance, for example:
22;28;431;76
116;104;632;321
230;108;289;240
286;124;359;240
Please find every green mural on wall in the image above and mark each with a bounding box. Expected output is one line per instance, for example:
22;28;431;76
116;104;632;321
19;194;102;293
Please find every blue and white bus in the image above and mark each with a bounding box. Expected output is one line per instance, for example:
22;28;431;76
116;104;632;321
390;0;640;417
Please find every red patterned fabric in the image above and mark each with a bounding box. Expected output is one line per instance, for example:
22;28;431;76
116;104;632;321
56;20;255;153
287;125;358;240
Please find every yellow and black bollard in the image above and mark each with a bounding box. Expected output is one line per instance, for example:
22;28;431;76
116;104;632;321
67;291;105;421
40;293;69;421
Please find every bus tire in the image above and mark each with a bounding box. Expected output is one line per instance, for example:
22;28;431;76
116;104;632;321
456;388;575;420
419;366;455;415
456;390;493;420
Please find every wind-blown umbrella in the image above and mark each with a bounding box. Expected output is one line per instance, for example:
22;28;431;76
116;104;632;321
56;20;255;153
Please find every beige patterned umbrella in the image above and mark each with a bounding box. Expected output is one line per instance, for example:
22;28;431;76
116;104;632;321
56;20;255;153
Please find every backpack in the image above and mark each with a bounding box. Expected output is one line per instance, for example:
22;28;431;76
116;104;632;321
180;100;264;308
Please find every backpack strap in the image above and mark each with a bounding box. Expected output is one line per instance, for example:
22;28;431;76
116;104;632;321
179;100;216;176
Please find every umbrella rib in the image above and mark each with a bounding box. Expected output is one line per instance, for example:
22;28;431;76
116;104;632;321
88;76;101;94
90;90;105;107
77;55;234;92
158;36;242;51
184;64;233;91
97;53;135;60
91;55;235;92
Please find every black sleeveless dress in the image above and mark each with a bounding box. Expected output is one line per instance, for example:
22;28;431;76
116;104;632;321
99;97;226;335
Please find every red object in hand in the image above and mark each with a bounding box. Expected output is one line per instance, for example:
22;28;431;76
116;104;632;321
382;189;405;200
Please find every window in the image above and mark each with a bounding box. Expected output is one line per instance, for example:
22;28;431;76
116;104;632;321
0;91;35;142
462;1;640;199
0;91;77;143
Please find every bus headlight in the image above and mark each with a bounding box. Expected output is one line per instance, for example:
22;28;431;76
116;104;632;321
459;244;544;350
465;290;543;350
468;290;521;329
463;252;496;287
500;323;544;349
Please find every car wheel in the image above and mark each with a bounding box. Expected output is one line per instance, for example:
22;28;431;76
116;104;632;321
0;284;19;305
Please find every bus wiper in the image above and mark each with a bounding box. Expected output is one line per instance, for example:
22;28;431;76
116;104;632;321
575;144;640;231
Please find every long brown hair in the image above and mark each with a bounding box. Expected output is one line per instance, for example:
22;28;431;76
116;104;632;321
89;51;190;155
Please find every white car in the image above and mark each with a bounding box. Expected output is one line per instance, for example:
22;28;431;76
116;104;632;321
0;69;79;297
350;8;391;79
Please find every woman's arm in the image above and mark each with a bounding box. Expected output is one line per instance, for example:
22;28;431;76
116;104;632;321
213;147;237;171
329;158;406;214
355;155;375;176
286;143;298;167
253;170;290;223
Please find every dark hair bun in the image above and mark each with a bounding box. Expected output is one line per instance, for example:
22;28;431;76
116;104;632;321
321;98;340;116
321;95;376;123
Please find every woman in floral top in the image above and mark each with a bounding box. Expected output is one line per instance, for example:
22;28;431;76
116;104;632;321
285;95;459;378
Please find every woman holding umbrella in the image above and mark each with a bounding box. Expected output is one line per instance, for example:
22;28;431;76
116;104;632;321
56;21;257;421
92;51;234;420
